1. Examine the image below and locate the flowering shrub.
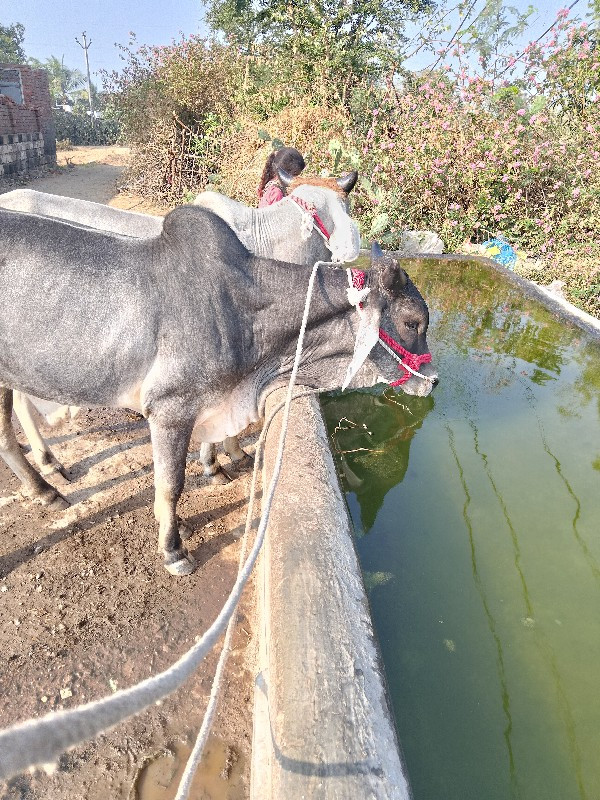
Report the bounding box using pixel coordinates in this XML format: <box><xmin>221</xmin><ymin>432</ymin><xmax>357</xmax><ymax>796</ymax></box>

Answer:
<box><xmin>109</xmin><ymin>10</ymin><xmax>599</xmax><ymax>314</ymax></box>
<box><xmin>352</xmin><ymin>14</ymin><xmax>600</xmax><ymax>314</ymax></box>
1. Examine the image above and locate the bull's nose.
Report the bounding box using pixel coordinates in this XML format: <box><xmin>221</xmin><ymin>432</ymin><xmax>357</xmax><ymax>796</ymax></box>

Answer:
<box><xmin>431</xmin><ymin>375</ymin><xmax>439</xmax><ymax>388</ymax></box>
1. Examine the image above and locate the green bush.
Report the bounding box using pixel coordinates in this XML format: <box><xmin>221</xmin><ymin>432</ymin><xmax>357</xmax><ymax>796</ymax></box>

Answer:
<box><xmin>53</xmin><ymin>109</ymin><xmax>120</xmax><ymax>146</ymax></box>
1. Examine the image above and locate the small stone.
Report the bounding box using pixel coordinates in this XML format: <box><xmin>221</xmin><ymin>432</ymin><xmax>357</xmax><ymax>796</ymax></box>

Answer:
<box><xmin>41</xmin><ymin>695</ymin><xmax>48</xmax><ymax>703</ymax></box>
<box><xmin>59</xmin><ymin>688</ymin><xmax>72</xmax><ymax>699</ymax></box>
<box><xmin>0</xmin><ymin>585</ymin><xmax>7</xmax><ymax>592</ymax></box>
<box><xmin>36</xmin><ymin>585</ymin><xmax>42</xmax><ymax>593</ymax></box>
<box><xmin>14</xmin><ymin>619</ymin><xmax>20</xmax><ymax>626</ymax></box>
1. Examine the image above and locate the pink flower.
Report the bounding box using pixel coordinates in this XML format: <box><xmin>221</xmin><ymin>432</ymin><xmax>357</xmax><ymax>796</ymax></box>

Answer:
<box><xmin>517</xmin><ymin>109</ymin><xmax>526</xmax><ymax>116</ymax></box>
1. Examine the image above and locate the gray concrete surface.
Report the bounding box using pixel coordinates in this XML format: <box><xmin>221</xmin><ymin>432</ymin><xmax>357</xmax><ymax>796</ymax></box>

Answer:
<box><xmin>252</xmin><ymin>388</ymin><xmax>411</xmax><ymax>800</ymax></box>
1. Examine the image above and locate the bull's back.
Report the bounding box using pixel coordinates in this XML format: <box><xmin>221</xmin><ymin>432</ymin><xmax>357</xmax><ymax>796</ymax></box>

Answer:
<box><xmin>0</xmin><ymin>210</ymin><xmax>159</xmax><ymax>405</ymax></box>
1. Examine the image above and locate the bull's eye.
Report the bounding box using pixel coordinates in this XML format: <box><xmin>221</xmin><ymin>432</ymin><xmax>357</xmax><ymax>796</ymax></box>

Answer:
<box><xmin>405</xmin><ymin>321</ymin><xmax>418</xmax><ymax>331</ymax></box>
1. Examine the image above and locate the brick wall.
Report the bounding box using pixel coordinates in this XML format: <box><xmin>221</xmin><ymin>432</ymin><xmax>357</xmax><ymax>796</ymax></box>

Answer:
<box><xmin>0</xmin><ymin>63</ymin><xmax>56</xmax><ymax>182</ymax></box>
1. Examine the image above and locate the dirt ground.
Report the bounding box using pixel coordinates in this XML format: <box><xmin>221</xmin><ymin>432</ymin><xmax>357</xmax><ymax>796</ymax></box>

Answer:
<box><xmin>0</xmin><ymin>148</ymin><xmax>256</xmax><ymax>800</ymax></box>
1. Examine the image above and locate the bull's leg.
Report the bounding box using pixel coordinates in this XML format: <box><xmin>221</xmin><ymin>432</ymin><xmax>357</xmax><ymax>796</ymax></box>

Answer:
<box><xmin>223</xmin><ymin>435</ymin><xmax>254</xmax><ymax>470</ymax></box>
<box><xmin>199</xmin><ymin>442</ymin><xmax>230</xmax><ymax>485</ymax></box>
<box><xmin>150</xmin><ymin>415</ymin><xmax>197</xmax><ymax>576</ymax></box>
<box><xmin>12</xmin><ymin>392</ymin><xmax>69</xmax><ymax>480</ymax></box>
<box><xmin>0</xmin><ymin>388</ymin><xmax>69</xmax><ymax>509</ymax></box>
<box><xmin>46</xmin><ymin>404</ymin><xmax>81</xmax><ymax>426</ymax></box>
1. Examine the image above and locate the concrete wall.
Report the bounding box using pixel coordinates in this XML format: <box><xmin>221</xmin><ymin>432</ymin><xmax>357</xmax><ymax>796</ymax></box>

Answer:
<box><xmin>0</xmin><ymin>64</ymin><xmax>56</xmax><ymax>182</ymax></box>
<box><xmin>252</xmin><ymin>389</ymin><xmax>412</xmax><ymax>799</ymax></box>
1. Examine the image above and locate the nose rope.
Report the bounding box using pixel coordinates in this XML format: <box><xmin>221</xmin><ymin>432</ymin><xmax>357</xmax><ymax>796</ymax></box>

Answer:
<box><xmin>348</xmin><ymin>269</ymin><xmax>434</xmax><ymax>386</ymax></box>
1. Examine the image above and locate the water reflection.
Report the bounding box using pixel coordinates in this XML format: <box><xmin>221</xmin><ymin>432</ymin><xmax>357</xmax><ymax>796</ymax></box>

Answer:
<box><xmin>404</xmin><ymin>257</ymin><xmax>574</xmax><ymax>377</ymax></box>
<box><xmin>321</xmin><ymin>390</ymin><xmax>433</xmax><ymax>533</ymax></box>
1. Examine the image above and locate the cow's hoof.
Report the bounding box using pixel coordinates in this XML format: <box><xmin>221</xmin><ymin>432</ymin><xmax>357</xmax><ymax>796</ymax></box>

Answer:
<box><xmin>164</xmin><ymin>553</ymin><xmax>196</xmax><ymax>576</ymax></box>
<box><xmin>42</xmin><ymin>491</ymin><xmax>70</xmax><ymax>511</ymax></box>
<box><xmin>42</xmin><ymin>461</ymin><xmax>71</xmax><ymax>483</ymax></box>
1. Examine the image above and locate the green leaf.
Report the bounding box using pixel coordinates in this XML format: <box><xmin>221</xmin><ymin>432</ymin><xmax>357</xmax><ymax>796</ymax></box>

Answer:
<box><xmin>369</xmin><ymin>213</ymin><xmax>390</xmax><ymax>237</ymax></box>
<box><xmin>271</xmin><ymin>138</ymin><xmax>284</xmax><ymax>149</ymax></box>
<box><xmin>257</xmin><ymin>129</ymin><xmax>271</xmax><ymax>141</ymax></box>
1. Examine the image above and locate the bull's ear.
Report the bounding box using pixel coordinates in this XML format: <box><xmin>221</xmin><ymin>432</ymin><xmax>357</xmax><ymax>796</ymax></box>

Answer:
<box><xmin>342</xmin><ymin>296</ymin><xmax>384</xmax><ymax>391</ymax></box>
<box><xmin>371</xmin><ymin>242</ymin><xmax>409</xmax><ymax>295</ymax></box>
<box><xmin>336</xmin><ymin>171</ymin><xmax>358</xmax><ymax>194</ymax></box>
<box><xmin>277</xmin><ymin>168</ymin><xmax>294</xmax><ymax>187</ymax></box>
<box><xmin>381</xmin><ymin>261</ymin><xmax>408</xmax><ymax>295</ymax></box>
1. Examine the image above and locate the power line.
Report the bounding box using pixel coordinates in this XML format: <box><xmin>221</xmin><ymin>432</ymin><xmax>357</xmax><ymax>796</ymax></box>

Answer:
<box><xmin>426</xmin><ymin>0</ymin><xmax>480</xmax><ymax>74</ymax></box>
<box><xmin>495</xmin><ymin>0</ymin><xmax>582</xmax><ymax>80</ymax></box>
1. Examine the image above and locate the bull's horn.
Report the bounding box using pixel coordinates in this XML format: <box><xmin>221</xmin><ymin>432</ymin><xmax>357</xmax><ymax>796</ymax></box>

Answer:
<box><xmin>371</xmin><ymin>241</ymin><xmax>385</xmax><ymax>261</ymax></box>
<box><xmin>336</xmin><ymin>171</ymin><xmax>358</xmax><ymax>193</ymax></box>
<box><xmin>277</xmin><ymin>168</ymin><xmax>294</xmax><ymax>187</ymax></box>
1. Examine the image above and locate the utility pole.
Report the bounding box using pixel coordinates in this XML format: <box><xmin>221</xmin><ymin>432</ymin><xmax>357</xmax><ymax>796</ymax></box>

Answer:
<box><xmin>75</xmin><ymin>31</ymin><xmax>94</xmax><ymax>126</ymax></box>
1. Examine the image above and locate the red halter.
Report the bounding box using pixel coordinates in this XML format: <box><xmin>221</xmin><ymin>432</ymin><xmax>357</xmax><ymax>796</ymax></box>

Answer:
<box><xmin>290</xmin><ymin>195</ymin><xmax>332</xmax><ymax>241</ymax></box>
<box><xmin>351</xmin><ymin>270</ymin><xmax>432</xmax><ymax>386</ymax></box>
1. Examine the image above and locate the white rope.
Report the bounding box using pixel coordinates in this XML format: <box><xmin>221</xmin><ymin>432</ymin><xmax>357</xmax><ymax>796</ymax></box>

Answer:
<box><xmin>174</xmin><ymin>259</ymin><xmax>329</xmax><ymax>798</ymax></box>
<box><xmin>287</xmin><ymin>196</ymin><xmax>332</xmax><ymax>248</ymax></box>
<box><xmin>0</xmin><ymin>259</ymin><xmax>329</xmax><ymax>786</ymax></box>
<box><xmin>174</xmin><ymin>385</ymin><xmax>318</xmax><ymax>799</ymax></box>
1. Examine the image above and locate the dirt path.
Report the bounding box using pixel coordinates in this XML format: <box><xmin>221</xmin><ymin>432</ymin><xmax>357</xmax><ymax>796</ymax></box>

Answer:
<box><xmin>0</xmin><ymin>149</ymin><xmax>255</xmax><ymax>800</ymax></box>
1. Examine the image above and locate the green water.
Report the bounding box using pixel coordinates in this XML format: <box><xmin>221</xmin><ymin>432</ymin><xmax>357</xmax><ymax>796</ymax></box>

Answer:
<box><xmin>321</xmin><ymin>258</ymin><xmax>600</xmax><ymax>800</ymax></box>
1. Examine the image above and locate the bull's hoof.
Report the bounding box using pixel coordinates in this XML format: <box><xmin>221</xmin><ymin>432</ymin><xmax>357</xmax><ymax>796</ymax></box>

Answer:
<box><xmin>209</xmin><ymin>469</ymin><xmax>231</xmax><ymax>485</ymax></box>
<box><xmin>41</xmin><ymin>491</ymin><xmax>70</xmax><ymax>511</ymax></box>
<box><xmin>231</xmin><ymin>452</ymin><xmax>254</xmax><ymax>472</ymax></box>
<box><xmin>41</xmin><ymin>461</ymin><xmax>71</xmax><ymax>483</ymax></box>
<box><xmin>164</xmin><ymin>553</ymin><xmax>196</xmax><ymax>576</ymax></box>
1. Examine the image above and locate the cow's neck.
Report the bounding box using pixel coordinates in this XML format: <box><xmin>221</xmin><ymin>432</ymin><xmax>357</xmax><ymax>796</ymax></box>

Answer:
<box><xmin>250</xmin><ymin>203</ymin><xmax>329</xmax><ymax>264</ymax></box>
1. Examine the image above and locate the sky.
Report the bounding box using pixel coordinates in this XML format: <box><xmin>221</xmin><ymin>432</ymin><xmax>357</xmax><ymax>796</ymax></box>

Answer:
<box><xmin>2</xmin><ymin>0</ymin><xmax>593</xmax><ymax>89</ymax></box>
<box><xmin>3</xmin><ymin>0</ymin><xmax>209</xmax><ymax>87</ymax></box>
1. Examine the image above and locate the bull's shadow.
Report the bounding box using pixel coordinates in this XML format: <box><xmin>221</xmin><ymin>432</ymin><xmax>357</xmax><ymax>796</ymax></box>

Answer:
<box><xmin>321</xmin><ymin>390</ymin><xmax>434</xmax><ymax>533</ymax></box>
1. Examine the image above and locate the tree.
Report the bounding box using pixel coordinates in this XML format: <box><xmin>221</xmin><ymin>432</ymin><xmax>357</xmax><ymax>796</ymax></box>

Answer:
<box><xmin>27</xmin><ymin>56</ymin><xmax>86</xmax><ymax>104</ymax></box>
<box><xmin>0</xmin><ymin>22</ymin><xmax>26</xmax><ymax>63</ymax></box>
<box><xmin>206</xmin><ymin>0</ymin><xmax>435</xmax><ymax>101</ymax></box>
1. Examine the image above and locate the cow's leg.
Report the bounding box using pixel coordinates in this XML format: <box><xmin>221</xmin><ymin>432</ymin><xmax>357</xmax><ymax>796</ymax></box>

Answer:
<box><xmin>0</xmin><ymin>388</ymin><xmax>69</xmax><ymax>509</ymax></box>
<box><xmin>150</xmin><ymin>415</ymin><xmax>197</xmax><ymax>576</ymax></box>
<box><xmin>199</xmin><ymin>442</ymin><xmax>230</xmax><ymax>485</ymax></box>
<box><xmin>12</xmin><ymin>392</ymin><xmax>69</xmax><ymax>480</ymax></box>
<box><xmin>223</xmin><ymin>435</ymin><xmax>254</xmax><ymax>470</ymax></box>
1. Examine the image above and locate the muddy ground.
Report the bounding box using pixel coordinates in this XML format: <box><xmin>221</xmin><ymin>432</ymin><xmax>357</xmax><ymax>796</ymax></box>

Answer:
<box><xmin>0</xmin><ymin>148</ymin><xmax>256</xmax><ymax>800</ymax></box>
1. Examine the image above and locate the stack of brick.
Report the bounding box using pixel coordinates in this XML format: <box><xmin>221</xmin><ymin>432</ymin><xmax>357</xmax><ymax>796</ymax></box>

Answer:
<box><xmin>0</xmin><ymin>64</ymin><xmax>56</xmax><ymax>182</ymax></box>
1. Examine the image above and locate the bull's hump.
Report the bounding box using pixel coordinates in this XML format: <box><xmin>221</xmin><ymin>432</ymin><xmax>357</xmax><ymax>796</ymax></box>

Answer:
<box><xmin>161</xmin><ymin>205</ymin><xmax>252</xmax><ymax>262</ymax></box>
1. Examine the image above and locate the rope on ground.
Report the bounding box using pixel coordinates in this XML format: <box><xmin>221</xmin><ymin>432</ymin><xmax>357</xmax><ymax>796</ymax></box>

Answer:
<box><xmin>0</xmin><ymin>259</ymin><xmax>329</xmax><ymax>785</ymax></box>
<box><xmin>173</xmin><ymin>258</ymin><xmax>329</xmax><ymax>799</ymax></box>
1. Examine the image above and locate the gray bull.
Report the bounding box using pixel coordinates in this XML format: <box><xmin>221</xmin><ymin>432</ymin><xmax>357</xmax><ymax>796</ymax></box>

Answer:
<box><xmin>0</xmin><ymin>205</ymin><xmax>436</xmax><ymax>575</ymax></box>
<box><xmin>0</xmin><ymin>173</ymin><xmax>359</xmax><ymax>481</ymax></box>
